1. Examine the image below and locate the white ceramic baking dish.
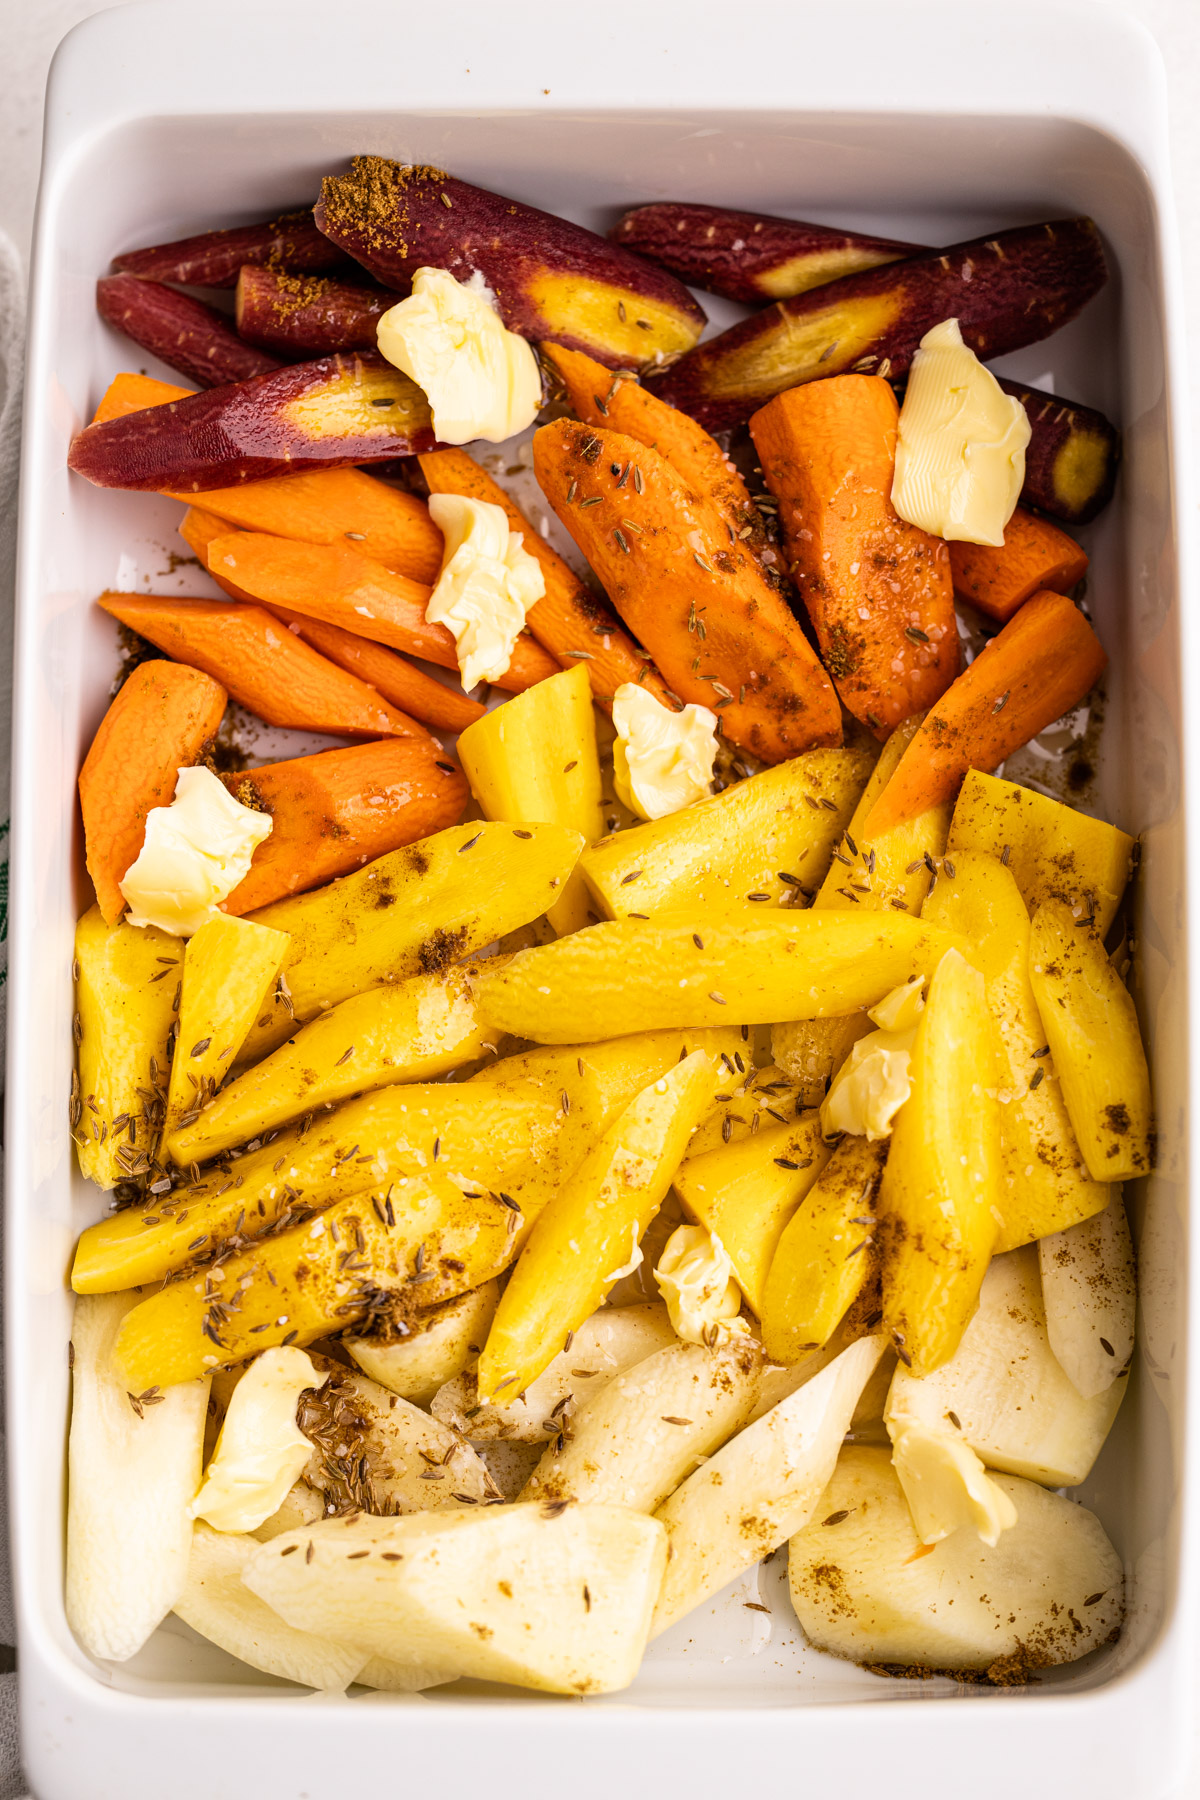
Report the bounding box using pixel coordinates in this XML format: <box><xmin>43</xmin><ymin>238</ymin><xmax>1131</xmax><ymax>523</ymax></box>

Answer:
<box><xmin>10</xmin><ymin>0</ymin><xmax>1199</xmax><ymax>1793</ymax></box>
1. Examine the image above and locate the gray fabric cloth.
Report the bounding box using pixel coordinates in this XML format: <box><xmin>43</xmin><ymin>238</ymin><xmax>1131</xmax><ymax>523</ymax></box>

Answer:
<box><xmin>0</xmin><ymin>223</ymin><xmax>29</xmax><ymax>1798</ymax></box>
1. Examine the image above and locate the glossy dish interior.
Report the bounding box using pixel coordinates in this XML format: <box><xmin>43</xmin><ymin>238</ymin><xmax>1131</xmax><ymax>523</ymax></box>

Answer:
<box><xmin>8</xmin><ymin>44</ymin><xmax>1190</xmax><ymax>1800</ymax></box>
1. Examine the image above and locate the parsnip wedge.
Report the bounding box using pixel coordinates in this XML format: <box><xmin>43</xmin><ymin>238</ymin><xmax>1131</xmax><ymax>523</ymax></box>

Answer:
<box><xmin>885</xmin><ymin>1245</ymin><xmax>1125</xmax><ymax>1488</ymax></box>
<box><xmin>243</xmin><ymin>1503</ymin><xmax>667</xmax><ymax>1696</ymax></box>
<box><xmin>66</xmin><ymin>1291</ymin><xmax>209</xmax><ymax>1661</ymax></box>
<box><xmin>175</xmin><ymin>1524</ymin><xmax>367</xmax><ymax>1692</ymax></box>
<box><xmin>652</xmin><ymin>1335</ymin><xmax>884</xmax><ymax>1635</ymax></box>
<box><xmin>300</xmin><ymin>1354</ymin><xmax>494</xmax><ymax>1512</ymax></box>
<box><xmin>253</xmin><ymin>1480</ymin><xmax>326</xmax><ymax>1541</ymax></box>
<box><xmin>789</xmin><ymin>1445</ymin><xmax>1123</xmax><ymax>1673</ymax></box>
<box><xmin>347</xmin><ymin>1280</ymin><xmax>501</xmax><ymax>1406</ymax></box>
<box><xmin>1039</xmin><ymin>1197</ymin><xmax>1136</xmax><ymax>1398</ymax></box>
<box><xmin>521</xmin><ymin>1337</ymin><xmax>764</xmax><ymax>1511</ymax></box>
<box><xmin>432</xmin><ymin>1301</ymin><xmax>677</xmax><ymax>1442</ymax></box>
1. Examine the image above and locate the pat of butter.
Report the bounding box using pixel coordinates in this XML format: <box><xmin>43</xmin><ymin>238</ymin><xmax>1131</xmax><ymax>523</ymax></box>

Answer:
<box><xmin>426</xmin><ymin>494</ymin><xmax>545</xmax><ymax>690</ymax></box>
<box><xmin>189</xmin><ymin>1347</ymin><xmax>320</xmax><ymax>1534</ymax></box>
<box><xmin>891</xmin><ymin>317</ymin><xmax>1031</xmax><ymax>546</ymax></box>
<box><xmin>820</xmin><ymin>1023</ymin><xmax>915</xmax><ymax>1141</ymax></box>
<box><xmin>889</xmin><ymin>1423</ymin><xmax>1018</xmax><ymax>1548</ymax></box>
<box><xmin>868</xmin><ymin>976</ymin><xmax>926</xmax><ymax>1033</ymax></box>
<box><xmin>655</xmin><ymin>1223</ymin><xmax>747</xmax><ymax>1346</ymax></box>
<box><xmin>376</xmin><ymin>267</ymin><xmax>542</xmax><ymax>444</ymax></box>
<box><xmin>611</xmin><ymin>684</ymin><xmax>718</xmax><ymax>822</ymax></box>
<box><xmin>119</xmin><ymin>765</ymin><xmax>272</xmax><ymax>938</ymax></box>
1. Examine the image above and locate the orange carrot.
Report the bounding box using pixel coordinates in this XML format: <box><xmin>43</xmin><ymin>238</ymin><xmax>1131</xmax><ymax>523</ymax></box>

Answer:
<box><xmin>863</xmin><ymin>591</ymin><xmax>1108</xmax><ymax>836</ymax></box>
<box><xmin>949</xmin><ymin>507</ymin><xmax>1089</xmax><ymax>624</ymax></box>
<box><xmin>78</xmin><ymin>661</ymin><xmax>227</xmax><ymax>924</ymax></box>
<box><xmin>91</xmin><ymin>372</ymin><xmax>192</xmax><ymax>424</ymax></box>
<box><xmin>178</xmin><ymin>507</ymin><xmax>258</xmax><ymax>600</ymax></box>
<box><xmin>417</xmin><ymin>447</ymin><xmax>674</xmax><ymax>707</ymax></box>
<box><xmin>750</xmin><ymin>375</ymin><xmax>959</xmax><ymax>739</ymax></box>
<box><xmin>90</xmin><ymin>374</ymin><xmax>443</xmax><ymax>584</ymax></box>
<box><xmin>221</xmin><ymin>740</ymin><xmax>468</xmax><ymax>913</ymax></box>
<box><xmin>173</xmin><ymin>468</ymin><xmax>443</xmax><ymax>585</ymax></box>
<box><xmin>533</xmin><ymin>419</ymin><xmax>842</xmax><ymax>762</ymax></box>
<box><xmin>265</xmin><ymin>610</ymin><xmax>486</xmax><ymax>735</ymax></box>
<box><xmin>539</xmin><ymin>343</ymin><xmax>765</xmax><ymax>547</ymax></box>
<box><xmin>198</xmin><ymin>530</ymin><xmax>559</xmax><ymax>695</ymax></box>
<box><xmin>96</xmin><ymin>593</ymin><xmax>423</xmax><ymax>739</ymax></box>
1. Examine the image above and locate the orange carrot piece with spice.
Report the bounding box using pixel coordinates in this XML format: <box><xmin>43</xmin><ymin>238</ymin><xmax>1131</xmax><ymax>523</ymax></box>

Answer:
<box><xmin>417</xmin><ymin>446</ymin><xmax>673</xmax><ymax>707</ymax></box>
<box><xmin>949</xmin><ymin>507</ymin><xmax>1089</xmax><ymax>625</ymax></box>
<box><xmin>539</xmin><ymin>342</ymin><xmax>765</xmax><ymax>547</ymax></box>
<box><xmin>750</xmin><ymin>374</ymin><xmax>959</xmax><ymax>739</ymax></box>
<box><xmin>220</xmin><ymin>740</ymin><xmax>468</xmax><ymax>913</ymax></box>
<box><xmin>198</xmin><ymin>530</ymin><xmax>558</xmax><ymax>694</ymax></box>
<box><xmin>179</xmin><ymin>508</ymin><xmax>481</xmax><ymax>735</ymax></box>
<box><xmin>266</xmin><ymin>610</ymin><xmax>485</xmax><ymax>735</ymax></box>
<box><xmin>533</xmin><ymin>418</ymin><xmax>842</xmax><ymax>762</ymax></box>
<box><xmin>90</xmin><ymin>374</ymin><xmax>443</xmax><ymax>584</ymax></box>
<box><xmin>96</xmin><ymin>593</ymin><xmax>420</xmax><ymax>739</ymax></box>
<box><xmin>863</xmin><ymin>591</ymin><xmax>1107</xmax><ymax>837</ymax></box>
<box><xmin>78</xmin><ymin>661</ymin><xmax>228</xmax><ymax>925</ymax></box>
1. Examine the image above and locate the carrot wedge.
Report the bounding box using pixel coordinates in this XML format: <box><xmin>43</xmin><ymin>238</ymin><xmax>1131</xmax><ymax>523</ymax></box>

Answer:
<box><xmin>200</xmin><ymin>530</ymin><xmax>558</xmax><ymax>694</ymax></box>
<box><xmin>79</xmin><ymin>662</ymin><xmax>228</xmax><ymax>925</ymax></box>
<box><xmin>171</xmin><ymin>467</ymin><xmax>443</xmax><ymax>586</ymax></box>
<box><xmin>96</xmin><ymin>593</ymin><xmax>419</xmax><ymax>739</ymax></box>
<box><xmin>417</xmin><ymin>447</ymin><xmax>673</xmax><ymax>707</ymax></box>
<box><xmin>220</xmin><ymin>740</ymin><xmax>468</xmax><ymax>913</ymax></box>
<box><xmin>266</xmin><ymin>611</ymin><xmax>486</xmax><ymax>735</ymax></box>
<box><xmin>539</xmin><ymin>343</ymin><xmax>764</xmax><ymax>547</ymax></box>
<box><xmin>750</xmin><ymin>375</ymin><xmax>959</xmax><ymax>738</ymax></box>
<box><xmin>949</xmin><ymin>507</ymin><xmax>1089</xmax><ymax>625</ymax></box>
<box><xmin>89</xmin><ymin>375</ymin><xmax>444</xmax><ymax>584</ymax></box>
<box><xmin>863</xmin><ymin>592</ymin><xmax>1107</xmax><ymax>837</ymax></box>
<box><xmin>533</xmin><ymin>419</ymin><xmax>842</xmax><ymax>762</ymax></box>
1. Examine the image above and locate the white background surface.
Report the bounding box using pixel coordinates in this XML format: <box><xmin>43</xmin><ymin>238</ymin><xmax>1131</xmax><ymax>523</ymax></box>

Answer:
<box><xmin>0</xmin><ymin>1</ymin><xmax>1196</xmax><ymax>1795</ymax></box>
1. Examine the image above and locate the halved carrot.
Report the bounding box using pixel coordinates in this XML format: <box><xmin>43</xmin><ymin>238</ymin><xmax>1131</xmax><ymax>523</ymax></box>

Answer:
<box><xmin>180</xmin><ymin>507</ymin><xmax>478</xmax><ymax>734</ymax></box>
<box><xmin>949</xmin><ymin>507</ymin><xmax>1089</xmax><ymax>624</ymax></box>
<box><xmin>78</xmin><ymin>661</ymin><xmax>227</xmax><ymax>924</ymax></box>
<box><xmin>266</xmin><ymin>610</ymin><xmax>486</xmax><ymax>735</ymax></box>
<box><xmin>749</xmin><ymin>375</ymin><xmax>959</xmax><ymax>739</ymax></box>
<box><xmin>539</xmin><ymin>343</ymin><xmax>764</xmax><ymax>546</ymax></box>
<box><xmin>89</xmin><ymin>373</ymin><xmax>443</xmax><ymax>584</ymax></box>
<box><xmin>533</xmin><ymin>419</ymin><xmax>842</xmax><ymax>762</ymax></box>
<box><xmin>417</xmin><ymin>446</ymin><xmax>674</xmax><ymax>707</ymax></box>
<box><xmin>863</xmin><ymin>591</ymin><xmax>1108</xmax><ymax>837</ymax></box>
<box><xmin>96</xmin><ymin>593</ymin><xmax>420</xmax><ymax>739</ymax></box>
<box><xmin>220</xmin><ymin>740</ymin><xmax>468</xmax><ymax>913</ymax></box>
<box><xmin>199</xmin><ymin>529</ymin><xmax>560</xmax><ymax>694</ymax></box>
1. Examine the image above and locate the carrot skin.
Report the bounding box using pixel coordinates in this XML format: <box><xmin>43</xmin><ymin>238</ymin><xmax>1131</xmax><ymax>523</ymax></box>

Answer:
<box><xmin>610</xmin><ymin>203</ymin><xmax>921</xmax><ymax>304</ymax></box>
<box><xmin>315</xmin><ymin>158</ymin><xmax>705</xmax><ymax>369</ymax></box>
<box><xmin>417</xmin><ymin>446</ymin><xmax>673</xmax><ymax>708</ymax></box>
<box><xmin>265</xmin><ymin>609</ymin><xmax>485</xmax><ymax>735</ymax></box>
<box><xmin>949</xmin><ymin>507</ymin><xmax>1089</xmax><ymax>625</ymax></box>
<box><xmin>652</xmin><ymin>217</ymin><xmax>1108</xmax><ymax>432</ymax></box>
<box><xmin>220</xmin><ymin>740</ymin><xmax>468</xmax><ymax>913</ymax></box>
<box><xmin>112</xmin><ymin>210</ymin><xmax>348</xmax><ymax>288</ymax></box>
<box><xmin>863</xmin><ymin>591</ymin><xmax>1108</xmax><ymax>836</ymax></box>
<box><xmin>68</xmin><ymin>352</ymin><xmax>435</xmax><ymax>492</ymax></box>
<box><xmin>78</xmin><ymin>662</ymin><xmax>228</xmax><ymax>924</ymax></box>
<box><xmin>96</xmin><ymin>275</ymin><xmax>282</xmax><ymax>388</ymax></box>
<box><xmin>533</xmin><ymin>418</ymin><xmax>842</xmax><ymax>762</ymax></box>
<box><xmin>750</xmin><ymin>375</ymin><xmax>959</xmax><ymax>738</ymax></box>
<box><xmin>96</xmin><ymin>593</ymin><xmax>419</xmax><ymax>739</ymax></box>
<box><xmin>235</xmin><ymin>265</ymin><xmax>390</xmax><ymax>355</ymax></box>
<box><xmin>996</xmin><ymin>378</ymin><xmax>1121</xmax><ymax>525</ymax></box>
